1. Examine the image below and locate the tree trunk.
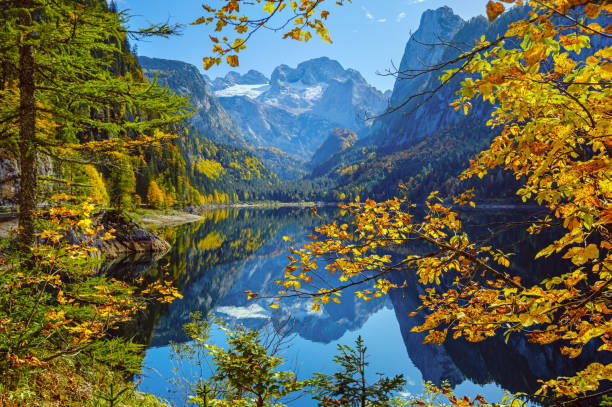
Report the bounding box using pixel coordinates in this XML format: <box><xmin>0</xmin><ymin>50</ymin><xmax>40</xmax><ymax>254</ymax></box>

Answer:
<box><xmin>360</xmin><ymin>349</ymin><xmax>366</xmax><ymax>407</ymax></box>
<box><xmin>18</xmin><ymin>2</ymin><xmax>37</xmax><ymax>248</ymax></box>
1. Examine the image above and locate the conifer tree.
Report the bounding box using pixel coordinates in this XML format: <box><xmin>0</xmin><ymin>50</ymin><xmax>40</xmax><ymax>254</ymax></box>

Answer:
<box><xmin>0</xmin><ymin>0</ymin><xmax>191</xmax><ymax>245</ymax></box>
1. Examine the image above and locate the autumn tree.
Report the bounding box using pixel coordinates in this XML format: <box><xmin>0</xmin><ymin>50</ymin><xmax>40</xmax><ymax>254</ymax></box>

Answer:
<box><xmin>107</xmin><ymin>154</ymin><xmax>139</xmax><ymax>211</ymax></box>
<box><xmin>0</xmin><ymin>194</ymin><xmax>183</xmax><ymax>403</ymax></box>
<box><xmin>147</xmin><ymin>180</ymin><xmax>166</xmax><ymax>209</ymax></box>
<box><xmin>195</xmin><ymin>0</ymin><xmax>612</xmax><ymax>404</ymax></box>
<box><xmin>0</xmin><ymin>0</ymin><xmax>191</xmax><ymax>245</ymax></box>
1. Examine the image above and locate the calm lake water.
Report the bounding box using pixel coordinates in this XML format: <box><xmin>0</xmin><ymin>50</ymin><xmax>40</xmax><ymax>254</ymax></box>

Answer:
<box><xmin>109</xmin><ymin>206</ymin><xmax>599</xmax><ymax>406</ymax></box>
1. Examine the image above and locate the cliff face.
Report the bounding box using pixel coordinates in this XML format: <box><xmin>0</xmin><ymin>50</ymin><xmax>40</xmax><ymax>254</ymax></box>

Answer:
<box><xmin>138</xmin><ymin>56</ymin><xmax>246</xmax><ymax>147</ymax></box>
<box><xmin>370</xmin><ymin>6</ymin><xmax>529</xmax><ymax>147</ymax></box>
<box><xmin>369</xmin><ymin>6</ymin><xmax>466</xmax><ymax>147</ymax></box>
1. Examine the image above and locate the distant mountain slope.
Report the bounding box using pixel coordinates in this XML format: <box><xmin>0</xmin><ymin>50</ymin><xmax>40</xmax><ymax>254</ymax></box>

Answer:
<box><xmin>137</xmin><ymin>57</ymin><xmax>281</xmax><ymax>203</ymax></box>
<box><xmin>134</xmin><ymin>122</ymin><xmax>280</xmax><ymax>205</ymax></box>
<box><xmin>309</xmin><ymin>117</ymin><xmax>522</xmax><ymax>203</ymax></box>
<box><xmin>297</xmin><ymin>6</ymin><xmax>535</xmax><ymax>203</ymax></box>
<box><xmin>214</xmin><ymin>57</ymin><xmax>387</xmax><ymax>159</ymax></box>
<box><xmin>252</xmin><ymin>147</ymin><xmax>308</xmax><ymax>181</ymax></box>
<box><xmin>311</xmin><ymin>129</ymin><xmax>357</xmax><ymax>167</ymax></box>
<box><xmin>138</xmin><ymin>56</ymin><xmax>247</xmax><ymax>147</ymax></box>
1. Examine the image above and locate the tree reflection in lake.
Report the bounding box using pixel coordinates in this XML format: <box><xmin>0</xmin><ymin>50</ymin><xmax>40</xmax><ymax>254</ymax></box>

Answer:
<box><xmin>113</xmin><ymin>206</ymin><xmax>608</xmax><ymax>405</ymax></box>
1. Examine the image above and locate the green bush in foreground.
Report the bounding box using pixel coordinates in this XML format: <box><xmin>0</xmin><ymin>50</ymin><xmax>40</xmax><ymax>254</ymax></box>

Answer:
<box><xmin>170</xmin><ymin>314</ymin><xmax>407</xmax><ymax>407</ymax></box>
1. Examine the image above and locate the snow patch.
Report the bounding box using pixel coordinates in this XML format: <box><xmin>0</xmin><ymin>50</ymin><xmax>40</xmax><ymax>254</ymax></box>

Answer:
<box><xmin>215</xmin><ymin>84</ymin><xmax>269</xmax><ymax>99</ymax></box>
<box><xmin>215</xmin><ymin>303</ymin><xmax>270</xmax><ymax>319</ymax></box>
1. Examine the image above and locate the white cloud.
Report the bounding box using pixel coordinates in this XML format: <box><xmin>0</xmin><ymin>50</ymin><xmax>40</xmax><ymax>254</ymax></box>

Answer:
<box><xmin>361</xmin><ymin>6</ymin><xmax>374</xmax><ymax>20</ymax></box>
<box><xmin>362</xmin><ymin>6</ymin><xmax>387</xmax><ymax>23</ymax></box>
<box><xmin>396</xmin><ymin>12</ymin><xmax>407</xmax><ymax>22</ymax></box>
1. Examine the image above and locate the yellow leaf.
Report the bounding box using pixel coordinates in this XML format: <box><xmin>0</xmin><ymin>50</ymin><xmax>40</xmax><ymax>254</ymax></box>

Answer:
<box><xmin>584</xmin><ymin>244</ymin><xmax>599</xmax><ymax>260</ymax></box>
<box><xmin>263</xmin><ymin>1</ymin><xmax>275</xmax><ymax>14</ymax></box>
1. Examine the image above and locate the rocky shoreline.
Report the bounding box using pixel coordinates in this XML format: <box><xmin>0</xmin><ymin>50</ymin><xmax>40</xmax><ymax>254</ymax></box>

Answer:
<box><xmin>0</xmin><ymin>210</ymin><xmax>177</xmax><ymax>259</ymax></box>
<box><xmin>88</xmin><ymin>210</ymin><xmax>172</xmax><ymax>259</ymax></box>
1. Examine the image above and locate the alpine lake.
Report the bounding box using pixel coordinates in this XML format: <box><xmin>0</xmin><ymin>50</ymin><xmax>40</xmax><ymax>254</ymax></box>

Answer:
<box><xmin>103</xmin><ymin>206</ymin><xmax>603</xmax><ymax>406</ymax></box>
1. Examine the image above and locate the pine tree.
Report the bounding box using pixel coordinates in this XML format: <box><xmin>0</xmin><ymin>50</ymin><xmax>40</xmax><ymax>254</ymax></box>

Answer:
<box><xmin>0</xmin><ymin>0</ymin><xmax>191</xmax><ymax>245</ymax></box>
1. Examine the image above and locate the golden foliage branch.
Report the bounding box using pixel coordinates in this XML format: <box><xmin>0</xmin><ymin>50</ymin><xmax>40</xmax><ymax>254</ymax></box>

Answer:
<box><xmin>240</xmin><ymin>0</ymin><xmax>612</xmax><ymax>402</ymax></box>
<box><xmin>194</xmin><ymin>0</ymin><xmax>350</xmax><ymax>69</ymax></box>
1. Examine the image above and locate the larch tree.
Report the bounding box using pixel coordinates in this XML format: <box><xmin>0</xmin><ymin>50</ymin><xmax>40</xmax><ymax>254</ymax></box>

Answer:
<box><xmin>0</xmin><ymin>0</ymin><xmax>192</xmax><ymax>246</ymax></box>
<box><xmin>147</xmin><ymin>180</ymin><xmax>166</xmax><ymax>209</ymax></box>
<box><xmin>194</xmin><ymin>0</ymin><xmax>612</xmax><ymax>403</ymax></box>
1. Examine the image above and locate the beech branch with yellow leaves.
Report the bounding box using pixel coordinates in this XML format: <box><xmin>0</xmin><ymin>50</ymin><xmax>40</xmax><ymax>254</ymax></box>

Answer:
<box><xmin>234</xmin><ymin>0</ymin><xmax>611</xmax><ymax>401</ymax></box>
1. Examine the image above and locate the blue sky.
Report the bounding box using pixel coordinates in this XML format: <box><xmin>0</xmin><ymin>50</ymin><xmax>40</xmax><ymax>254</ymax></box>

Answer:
<box><xmin>118</xmin><ymin>0</ymin><xmax>490</xmax><ymax>91</ymax></box>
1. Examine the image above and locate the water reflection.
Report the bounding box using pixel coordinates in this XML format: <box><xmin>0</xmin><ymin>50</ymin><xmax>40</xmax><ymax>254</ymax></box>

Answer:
<box><xmin>115</xmin><ymin>206</ymin><xmax>607</xmax><ymax>405</ymax></box>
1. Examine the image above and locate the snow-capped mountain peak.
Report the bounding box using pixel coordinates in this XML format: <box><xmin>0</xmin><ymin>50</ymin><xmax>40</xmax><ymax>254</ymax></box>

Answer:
<box><xmin>212</xmin><ymin>57</ymin><xmax>386</xmax><ymax>159</ymax></box>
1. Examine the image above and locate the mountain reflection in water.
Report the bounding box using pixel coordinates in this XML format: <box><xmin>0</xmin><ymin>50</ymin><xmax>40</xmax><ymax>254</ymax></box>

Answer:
<box><xmin>109</xmin><ymin>207</ymin><xmax>605</xmax><ymax>406</ymax></box>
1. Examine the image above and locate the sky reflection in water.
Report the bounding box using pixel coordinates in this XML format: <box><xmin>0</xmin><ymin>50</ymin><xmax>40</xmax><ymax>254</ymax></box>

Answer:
<box><xmin>130</xmin><ymin>207</ymin><xmax>584</xmax><ymax>406</ymax></box>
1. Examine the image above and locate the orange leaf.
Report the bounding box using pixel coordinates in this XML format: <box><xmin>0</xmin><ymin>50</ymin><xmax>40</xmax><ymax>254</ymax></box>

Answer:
<box><xmin>486</xmin><ymin>1</ymin><xmax>505</xmax><ymax>21</ymax></box>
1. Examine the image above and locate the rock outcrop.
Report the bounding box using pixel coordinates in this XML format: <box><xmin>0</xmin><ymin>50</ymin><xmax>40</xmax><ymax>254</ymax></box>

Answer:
<box><xmin>89</xmin><ymin>210</ymin><xmax>171</xmax><ymax>259</ymax></box>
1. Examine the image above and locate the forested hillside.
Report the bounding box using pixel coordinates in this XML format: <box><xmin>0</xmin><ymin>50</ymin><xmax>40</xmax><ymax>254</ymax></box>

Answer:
<box><xmin>134</xmin><ymin>124</ymin><xmax>280</xmax><ymax>206</ymax></box>
<box><xmin>0</xmin><ymin>17</ymin><xmax>280</xmax><ymax>209</ymax></box>
<box><xmin>308</xmin><ymin>118</ymin><xmax>521</xmax><ymax>203</ymax></box>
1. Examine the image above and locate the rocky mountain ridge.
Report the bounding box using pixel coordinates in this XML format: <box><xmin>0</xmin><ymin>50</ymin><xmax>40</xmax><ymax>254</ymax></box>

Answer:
<box><xmin>213</xmin><ymin>57</ymin><xmax>388</xmax><ymax>160</ymax></box>
<box><xmin>140</xmin><ymin>56</ymin><xmax>389</xmax><ymax>180</ymax></box>
<box><xmin>370</xmin><ymin>6</ymin><xmax>529</xmax><ymax>147</ymax></box>
<box><xmin>138</xmin><ymin>56</ymin><xmax>247</xmax><ymax>147</ymax></box>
